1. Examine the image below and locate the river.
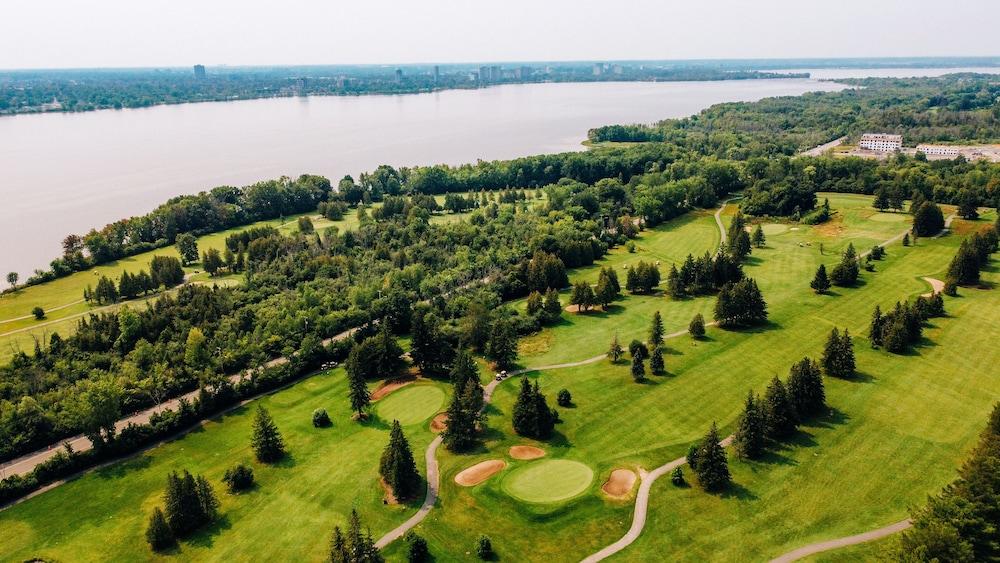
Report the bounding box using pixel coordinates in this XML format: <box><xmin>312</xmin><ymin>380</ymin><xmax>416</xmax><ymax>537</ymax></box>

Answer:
<box><xmin>0</xmin><ymin>77</ymin><xmax>851</xmax><ymax>278</ymax></box>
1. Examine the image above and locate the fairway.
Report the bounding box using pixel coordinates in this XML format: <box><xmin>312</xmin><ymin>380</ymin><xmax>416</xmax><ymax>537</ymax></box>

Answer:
<box><xmin>501</xmin><ymin>459</ymin><xmax>594</xmax><ymax>503</ymax></box>
<box><xmin>375</xmin><ymin>384</ymin><xmax>445</xmax><ymax>426</ymax></box>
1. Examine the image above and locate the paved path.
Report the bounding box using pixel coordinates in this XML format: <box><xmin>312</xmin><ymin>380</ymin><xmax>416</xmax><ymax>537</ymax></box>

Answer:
<box><xmin>800</xmin><ymin>136</ymin><xmax>847</xmax><ymax>157</ymax></box>
<box><xmin>922</xmin><ymin>277</ymin><xmax>944</xmax><ymax>297</ymax></box>
<box><xmin>581</xmin><ymin>435</ymin><xmax>734</xmax><ymax>563</ymax></box>
<box><xmin>0</xmin><ymin>325</ymin><xmax>359</xmax><ymax>479</ymax></box>
<box><xmin>0</xmin><ymin>299</ymin><xmax>86</xmax><ymax>325</ymax></box>
<box><xmin>768</xmin><ymin>519</ymin><xmax>912</xmax><ymax>563</ymax></box>
<box><xmin>715</xmin><ymin>198</ymin><xmax>732</xmax><ymax>246</ymax></box>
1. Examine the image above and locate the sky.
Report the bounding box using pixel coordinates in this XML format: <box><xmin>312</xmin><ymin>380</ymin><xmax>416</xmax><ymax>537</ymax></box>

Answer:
<box><xmin>2</xmin><ymin>0</ymin><xmax>998</xmax><ymax>69</ymax></box>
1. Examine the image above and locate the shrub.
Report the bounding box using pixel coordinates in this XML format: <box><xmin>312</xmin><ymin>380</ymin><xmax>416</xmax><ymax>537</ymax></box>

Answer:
<box><xmin>670</xmin><ymin>466</ymin><xmax>685</xmax><ymax>486</ymax></box>
<box><xmin>405</xmin><ymin>531</ymin><xmax>430</xmax><ymax>563</ymax></box>
<box><xmin>689</xmin><ymin>313</ymin><xmax>706</xmax><ymax>338</ymax></box>
<box><xmin>557</xmin><ymin>389</ymin><xmax>572</xmax><ymax>407</ymax></box>
<box><xmin>222</xmin><ymin>463</ymin><xmax>254</xmax><ymax>493</ymax></box>
<box><xmin>477</xmin><ymin>535</ymin><xmax>495</xmax><ymax>560</ymax></box>
<box><xmin>31</xmin><ymin>306</ymin><xmax>45</xmax><ymax>320</ymax></box>
<box><xmin>312</xmin><ymin>408</ymin><xmax>331</xmax><ymax>428</ymax></box>
<box><xmin>626</xmin><ymin>241</ymin><xmax>636</xmax><ymax>253</ymax></box>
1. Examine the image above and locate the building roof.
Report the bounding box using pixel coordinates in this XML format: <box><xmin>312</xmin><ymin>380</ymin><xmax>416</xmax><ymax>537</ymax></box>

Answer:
<box><xmin>860</xmin><ymin>133</ymin><xmax>903</xmax><ymax>142</ymax></box>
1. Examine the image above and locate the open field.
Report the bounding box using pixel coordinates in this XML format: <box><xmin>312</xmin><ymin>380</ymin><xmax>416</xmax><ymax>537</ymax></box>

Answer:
<box><xmin>0</xmin><ymin>192</ymin><xmax>540</xmax><ymax>360</ymax></box>
<box><xmin>0</xmin><ymin>368</ymin><xmax>446</xmax><ymax>562</ymax></box>
<box><xmin>2</xmin><ymin>193</ymin><xmax>995</xmax><ymax>562</ymax></box>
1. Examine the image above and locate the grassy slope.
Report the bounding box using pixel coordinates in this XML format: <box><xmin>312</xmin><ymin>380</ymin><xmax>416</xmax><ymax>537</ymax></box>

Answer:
<box><xmin>0</xmin><ymin>371</ymin><xmax>446</xmax><ymax>562</ymax></box>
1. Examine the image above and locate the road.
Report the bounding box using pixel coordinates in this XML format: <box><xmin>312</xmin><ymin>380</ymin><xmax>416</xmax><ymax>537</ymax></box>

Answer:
<box><xmin>799</xmin><ymin>136</ymin><xmax>847</xmax><ymax>157</ymax></box>
<box><xmin>768</xmin><ymin>520</ymin><xmax>912</xmax><ymax>563</ymax></box>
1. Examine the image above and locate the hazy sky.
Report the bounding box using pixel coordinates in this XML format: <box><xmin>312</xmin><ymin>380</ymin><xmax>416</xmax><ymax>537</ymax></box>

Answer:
<box><xmin>2</xmin><ymin>0</ymin><xmax>998</xmax><ymax>69</ymax></box>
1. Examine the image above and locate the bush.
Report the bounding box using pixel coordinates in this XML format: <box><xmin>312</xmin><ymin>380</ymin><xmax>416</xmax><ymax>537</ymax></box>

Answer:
<box><xmin>671</xmin><ymin>466</ymin><xmax>685</xmax><ymax>486</ymax></box>
<box><xmin>312</xmin><ymin>408</ymin><xmax>331</xmax><ymax>428</ymax></box>
<box><xmin>222</xmin><ymin>463</ymin><xmax>255</xmax><ymax>493</ymax></box>
<box><xmin>557</xmin><ymin>389</ymin><xmax>572</xmax><ymax>407</ymax></box>
<box><xmin>477</xmin><ymin>535</ymin><xmax>495</xmax><ymax>560</ymax></box>
<box><xmin>31</xmin><ymin>306</ymin><xmax>45</xmax><ymax>320</ymax></box>
<box><xmin>405</xmin><ymin>531</ymin><xmax>430</xmax><ymax>563</ymax></box>
<box><xmin>626</xmin><ymin>241</ymin><xmax>636</xmax><ymax>253</ymax></box>
<box><xmin>689</xmin><ymin>313</ymin><xmax>706</xmax><ymax>338</ymax></box>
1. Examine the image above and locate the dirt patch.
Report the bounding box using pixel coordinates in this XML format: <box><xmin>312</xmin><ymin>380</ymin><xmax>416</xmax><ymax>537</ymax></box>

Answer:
<box><xmin>601</xmin><ymin>468</ymin><xmax>637</xmax><ymax>498</ymax></box>
<box><xmin>430</xmin><ymin>412</ymin><xmax>448</xmax><ymax>432</ymax></box>
<box><xmin>923</xmin><ymin>277</ymin><xmax>945</xmax><ymax>297</ymax></box>
<box><xmin>564</xmin><ymin>304</ymin><xmax>596</xmax><ymax>313</ymax></box>
<box><xmin>379</xmin><ymin>477</ymin><xmax>400</xmax><ymax>505</ymax></box>
<box><xmin>455</xmin><ymin>460</ymin><xmax>506</xmax><ymax>486</ymax></box>
<box><xmin>509</xmin><ymin>445</ymin><xmax>546</xmax><ymax>460</ymax></box>
<box><xmin>814</xmin><ymin>215</ymin><xmax>846</xmax><ymax>237</ymax></box>
<box><xmin>372</xmin><ymin>377</ymin><xmax>416</xmax><ymax>401</ymax></box>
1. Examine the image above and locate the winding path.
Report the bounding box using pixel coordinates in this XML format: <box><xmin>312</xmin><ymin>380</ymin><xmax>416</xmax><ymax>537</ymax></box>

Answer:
<box><xmin>768</xmin><ymin>519</ymin><xmax>912</xmax><ymax>563</ymax></box>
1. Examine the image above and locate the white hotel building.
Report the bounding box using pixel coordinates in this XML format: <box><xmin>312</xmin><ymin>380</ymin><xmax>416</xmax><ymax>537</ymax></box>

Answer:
<box><xmin>916</xmin><ymin>144</ymin><xmax>960</xmax><ymax>157</ymax></box>
<box><xmin>859</xmin><ymin>133</ymin><xmax>903</xmax><ymax>152</ymax></box>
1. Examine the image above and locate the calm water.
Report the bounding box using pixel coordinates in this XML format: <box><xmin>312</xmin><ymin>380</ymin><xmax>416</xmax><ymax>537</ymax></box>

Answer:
<box><xmin>0</xmin><ymin>78</ymin><xmax>847</xmax><ymax>277</ymax></box>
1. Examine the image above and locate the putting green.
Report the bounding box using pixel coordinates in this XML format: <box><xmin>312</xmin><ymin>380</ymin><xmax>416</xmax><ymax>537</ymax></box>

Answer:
<box><xmin>501</xmin><ymin>459</ymin><xmax>594</xmax><ymax>503</ymax></box>
<box><xmin>869</xmin><ymin>212</ymin><xmax>908</xmax><ymax>223</ymax></box>
<box><xmin>375</xmin><ymin>385</ymin><xmax>445</xmax><ymax>426</ymax></box>
<box><xmin>761</xmin><ymin>223</ymin><xmax>789</xmax><ymax>235</ymax></box>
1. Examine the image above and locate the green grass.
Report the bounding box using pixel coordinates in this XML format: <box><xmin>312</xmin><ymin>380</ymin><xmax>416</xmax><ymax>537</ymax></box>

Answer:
<box><xmin>501</xmin><ymin>459</ymin><xmax>594</xmax><ymax>503</ymax></box>
<box><xmin>4</xmin><ymin>193</ymin><xmax>995</xmax><ymax>562</ymax></box>
<box><xmin>0</xmin><ymin>370</ymin><xmax>446</xmax><ymax>562</ymax></box>
<box><xmin>375</xmin><ymin>384</ymin><xmax>445</xmax><ymax>426</ymax></box>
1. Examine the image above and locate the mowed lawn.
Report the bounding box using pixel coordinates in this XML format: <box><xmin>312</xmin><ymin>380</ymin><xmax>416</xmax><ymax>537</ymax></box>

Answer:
<box><xmin>391</xmin><ymin>198</ymin><xmax>994</xmax><ymax>562</ymax></box>
<box><xmin>0</xmin><ymin>371</ymin><xmax>447</xmax><ymax>562</ymax></box>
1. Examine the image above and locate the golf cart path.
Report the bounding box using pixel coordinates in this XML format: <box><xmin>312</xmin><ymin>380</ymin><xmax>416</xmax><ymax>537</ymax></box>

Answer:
<box><xmin>0</xmin><ymin>299</ymin><xmax>86</xmax><ymax>325</ymax></box>
<box><xmin>768</xmin><ymin>519</ymin><xmax>912</xmax><ymax>563</ymax></box>
<box><xmin>922</xmin><ymin>277</ymin><xmax>944</xmax><ymax>297</ymax></box>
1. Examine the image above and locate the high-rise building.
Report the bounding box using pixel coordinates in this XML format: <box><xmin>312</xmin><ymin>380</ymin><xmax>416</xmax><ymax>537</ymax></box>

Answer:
<box><xmin>478</xmin><ymin>65</ymin><xmax>491</xmax><ymax>83</ymax></box>
<box><xmin>592</xmin><ymin>63</ymin><xmax>602</xmax><ymax>76</ymax></box>
<box><xmin>395</xmin><ymin>68</ymin><xmax>403</xmax><ymax>83</ymax></box>
<box><xmin>193</xmin><ymin>64</ymin><xmax>206</xmax><ymax>79</ymax></box>
<box><xmin>433</xmin><ymin>65</ymin><xmax>440</xmax><ymax>83</ymax></box>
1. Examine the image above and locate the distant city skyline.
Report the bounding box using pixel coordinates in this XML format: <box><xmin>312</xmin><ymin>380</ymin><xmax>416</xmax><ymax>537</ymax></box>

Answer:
<box><xmin>2</xmin><ymin>0</ymin><xmax>999</xmax><ymax>70</ymax></box>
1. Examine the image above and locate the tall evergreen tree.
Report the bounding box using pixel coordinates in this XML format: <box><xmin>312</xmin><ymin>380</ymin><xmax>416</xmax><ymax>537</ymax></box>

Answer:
<box><xmin>409</xmin><ymin>309</ymin><xmax>452</xmax><ymax>376</ymax></box>
<box><xmin>570</xmin><ymin>281</ymin><xmax>595</xmax><ymax>312</ymax></box>
<box><xmin>822</xmin><ymin>327</ymin><xmax>856</xmax><ymax>378</ymax></box>
<box><xmin>649</xmin><ymin>345</ymin><xmax>665</xmax><ymax>375</ymax></box>
<box><xmin>631</xmin><ymin>355</ymin><xmax>646</xmax><ymax>382</ymax></box>
<box><xmin>751</xmin><ymin>224</ymin><xmax>766</xmax><ymax>248</ymax></box>
<box><xmin>764</xmin><ymin>376</ymin><xmax>799</xmax><ymax>439</ymax></box>
<box><xmin>486</xmin><ymin>317</ymin><xmax>518</xmax><ymax>370</ymax></box>
<box><xmin>689</xmin><ymin>313</ymin><xmax>706</xmax><ymax>338</ymax></box>
<box><xmin>347</xmin><ymin>352</ymin><xmax>372</xmax><ymax>418</ymax></box>
<box><xmin>734</xmin><ymin>391</ymin><xmax>767</xmax><ymax>460</ymax></box>
<box><xmin>542</xmin><ymin>288</ymin><xmax>562</xmax><ymax>322</ymax></box>
<box><xmin>787</xmin><ymin>357</ymin><xmax>826</xmax><ymax>418</ymax></box>
<box><xmin>810</xmin><ymin>264</ymin><xmax>831</xmax><ymax>294</ymax></box>
<box><xmin>449</xmin><ymin>348</ymin><xmax>479</xmax><ymax>388</ymax></box>
<box><xmin>649</xmin><ymin>311</ymin><xmax>665</xmax><ymax>347</ymax></box>
<box><xmin>443</xmin><ymin>382</ymin><xmax>478</xmax><ymax>452</ymax></box>
<box><xmin>146</xmin><ymin>507</ymin><xmax>175</xmax><ymax>551</ymax></box>
<box><xmin>380</xmin><ymin>420</ymin><xmax>421</xmax><ymax>500</ymax></box>
<box><xmin>694</xmin><ymin>422</ymin><xmax>731</xmax><ymax>492</ymax></box>
<box><xmin>251</xmin><ymin>404</ymin><xmax>285</xmax><ymax>462</ymax></box>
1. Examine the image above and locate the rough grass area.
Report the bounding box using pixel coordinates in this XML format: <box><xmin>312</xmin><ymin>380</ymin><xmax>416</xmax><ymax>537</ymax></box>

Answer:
<box><xmin>0</xmin><ymin>370</ymin><xmax>445</xmax><ymax>562</ymax></box>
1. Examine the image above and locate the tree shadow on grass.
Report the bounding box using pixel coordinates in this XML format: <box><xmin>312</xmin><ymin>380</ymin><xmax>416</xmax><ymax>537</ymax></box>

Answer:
<box><xmin>271</xmin><ymin>451</ymin><xmax>298</xmax><ymax>469</ymax></box>
<box><xmin>719</xmin><ymin>481</ymin><xmax>757</xmax><ymax>501</ymax></box>
<box><xmin>804</xmin><ymin>406</ymin><xmax>850</xmax><ymax>430</ymax></box>
<box><xmin>186</xmin><ymin>514</ymin><xmax>233</xmax><ymax>549</ymax></box>
<box><xmin>839</xmin><ymin>370</ymin><xmax>875</xmax><ymax>384</ymax></box>
<box><xmin>544</xmin><ymin>429</ymin><xmax>572</xmax><ymax>448</ymax></box>
<box><xmin>361</xmin><ymin>414</ymin><xmax>392</xmax><ymax>431</ymax></box>
<box><xmin>95</xmin><ymin>454</ymin><xmax>153</xmax><ymax>480</ymax></box>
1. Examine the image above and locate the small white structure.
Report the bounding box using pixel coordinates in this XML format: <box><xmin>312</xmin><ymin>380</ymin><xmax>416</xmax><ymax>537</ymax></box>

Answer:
<box><xmin>916</xmin><ymin>144</ymin><xmax>960</xmax><ymax>157</ymax></box>
<box><xmin>859</xmin><ymin>133</ymin><xmax>903</xmax><ymax>152</ymax></box>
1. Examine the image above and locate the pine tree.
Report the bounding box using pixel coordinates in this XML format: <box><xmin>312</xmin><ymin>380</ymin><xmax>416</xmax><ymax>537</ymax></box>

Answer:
<box><xmin>667</xmin><ymin>264</ymin><xmax>685</xmax><ymax>299</ymax></box>
<box><xmin>689</xmin><ymin>313</ymin><xmax>706</xmax><ymax>338</ymax></box>
<box><xmin>810</xmin><ymin>264</ymin><xmax>831</xmax><ymax>294</ymax></box>
<box><xmin>868</xmin><ymin>305</ymin><xmax>885</xmax><ymax>348</ymax></box>
<box><xmin>570</xmin><ymin>281</ymin><xmax>595</xmax><ymax>312</ymax></box>
<box><xmin>347</xmin><ymin>352</ymin><xmax>372</xmax><ymax>418</ymax></box>
<box><xmin>787</xmin><ymin>357</ymin><xmax>825</xmax><ymax>418</ymax></box>
<box><xmin>449</xmin><ymin>348</ymin><xmax>479</xmax><ymax>388</ymax></box>
<box><xmin>409</xmin><ymin>309</ymin><xmax>451</xmax><ymax>376</ymax></box>
<box><xmin>764</xmin><ymin>376</ymin><xmax>799</xmax><ymax>439</ymax></box>
<box><xmin>631</xmin><ymin>356</ymin><xmax>646</xmax><ymax>382</ymax></box>
<box><xmin>251</xmin><ymin>404</ymin><xmax>285</xmax><ymax>462</ymax></box>
<box><xmin>543</xmin><ymin>288</ymin><xmax>562</xmax><ymax>322</ymax></box>
<box><xmin>342</xmin><ymin>509</ymin><xmax>384</xmax><ymax>563</ymax></box>
<box><xmin>442</xmin><ymin>384</ymin><xmax>477</xmax><ymax>452</ymax></box>
<box><xmin>195</xmin><ymin>475</ymin><xmax>219</xmax><ymax>523</ymax></box>
<box><xmin>734</xmin><ymin>391</ymin><xmax>767</xmax><ymax>460</ymax></box>
<box><xmin>731</xmin><ymin>229</ymin><xmax>752</xmax><ymax>260</ymax></box>
<box><xmin>751</xmin><ymin>224</ymin><xmax>766</xmax><ymax>248</ymax></box>
<box><xmin>406</xmin><ymin>531</ymin><xmax>430</xmax><ymax>563</ymax></box>
<box><xmin>649</xmin><ymin>311</ymin><xmax>665</xmax><ymax>347</ymax></box>
<box><xmin>486</xmin><ymin>317</ymin><xmax>518</xmax><ymax>370</ymax></box>
<box><xmin>330</xmin><ymin>526</ymin><xmax>350</xmax><ymax>563</ymax></box>
<box><xmin>821</xmin><ymin>327</ymin><xmax>855</xmax><ymax>378</ymax></box>
<box><xmin>146</xmin><ymin>507</ymin><xmax>175</xmax><ymax>551</ymax></box>
<box><xmin>531</xmin><ymin>382</ymin><xmax>556</xmax><ymax>438</ymax></box>
<box><xmin>694</xmin><ymin>422</ymin><xmax>731</xmax><ymax>492</ymax></box>
<box><xmin>476</xmin><ymin>536</ymin><xmax>495</xmax><ymax>560</ymax></box>
<box><xmin>608</xmin><ymin>333</ymin><xmax>624</xmax><ymax>362</ymax></box>
<box><xmin>380</xmin><ymin>420</ymin><xmax>421</xmax><ymax>500</ymax></box>
<box><xmin>649</xmin><ymin>346</ymin><xmax>665</xmax><ymax>375</ymax></box>
<box><xmin>512</xmin><ymin>377</ymin><xmax>535</xmax><ymax>436</ymax></box>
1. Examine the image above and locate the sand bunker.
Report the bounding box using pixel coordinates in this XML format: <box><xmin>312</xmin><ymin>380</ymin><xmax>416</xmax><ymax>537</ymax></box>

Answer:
<box><xmin>923</xmin><ymin>277</ymin><xmax>945</xmax><ymax>297</ymax></box>
<box><xmin>602</xmin><ymin>469</ymin><xmax>637</xmax><ymax>498</ymax></box>
<box><xmin>430</xmin><ymin>412</ymin><xmax>448</xmax><ymax>432</ymax></box>
<box><xmin>455</xmin><ymin>460</ymin><xmax>506</xmax><ymax>486</ymax></box>
<box><xmin>509</xmin><ymin>445</ymin><xmax>546</xmax><ymax>460</ymax></box>
<box><xmin>371</xmin><ymin>378</ymin><xmax>414</xmax><ymax>401</ymax></box>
